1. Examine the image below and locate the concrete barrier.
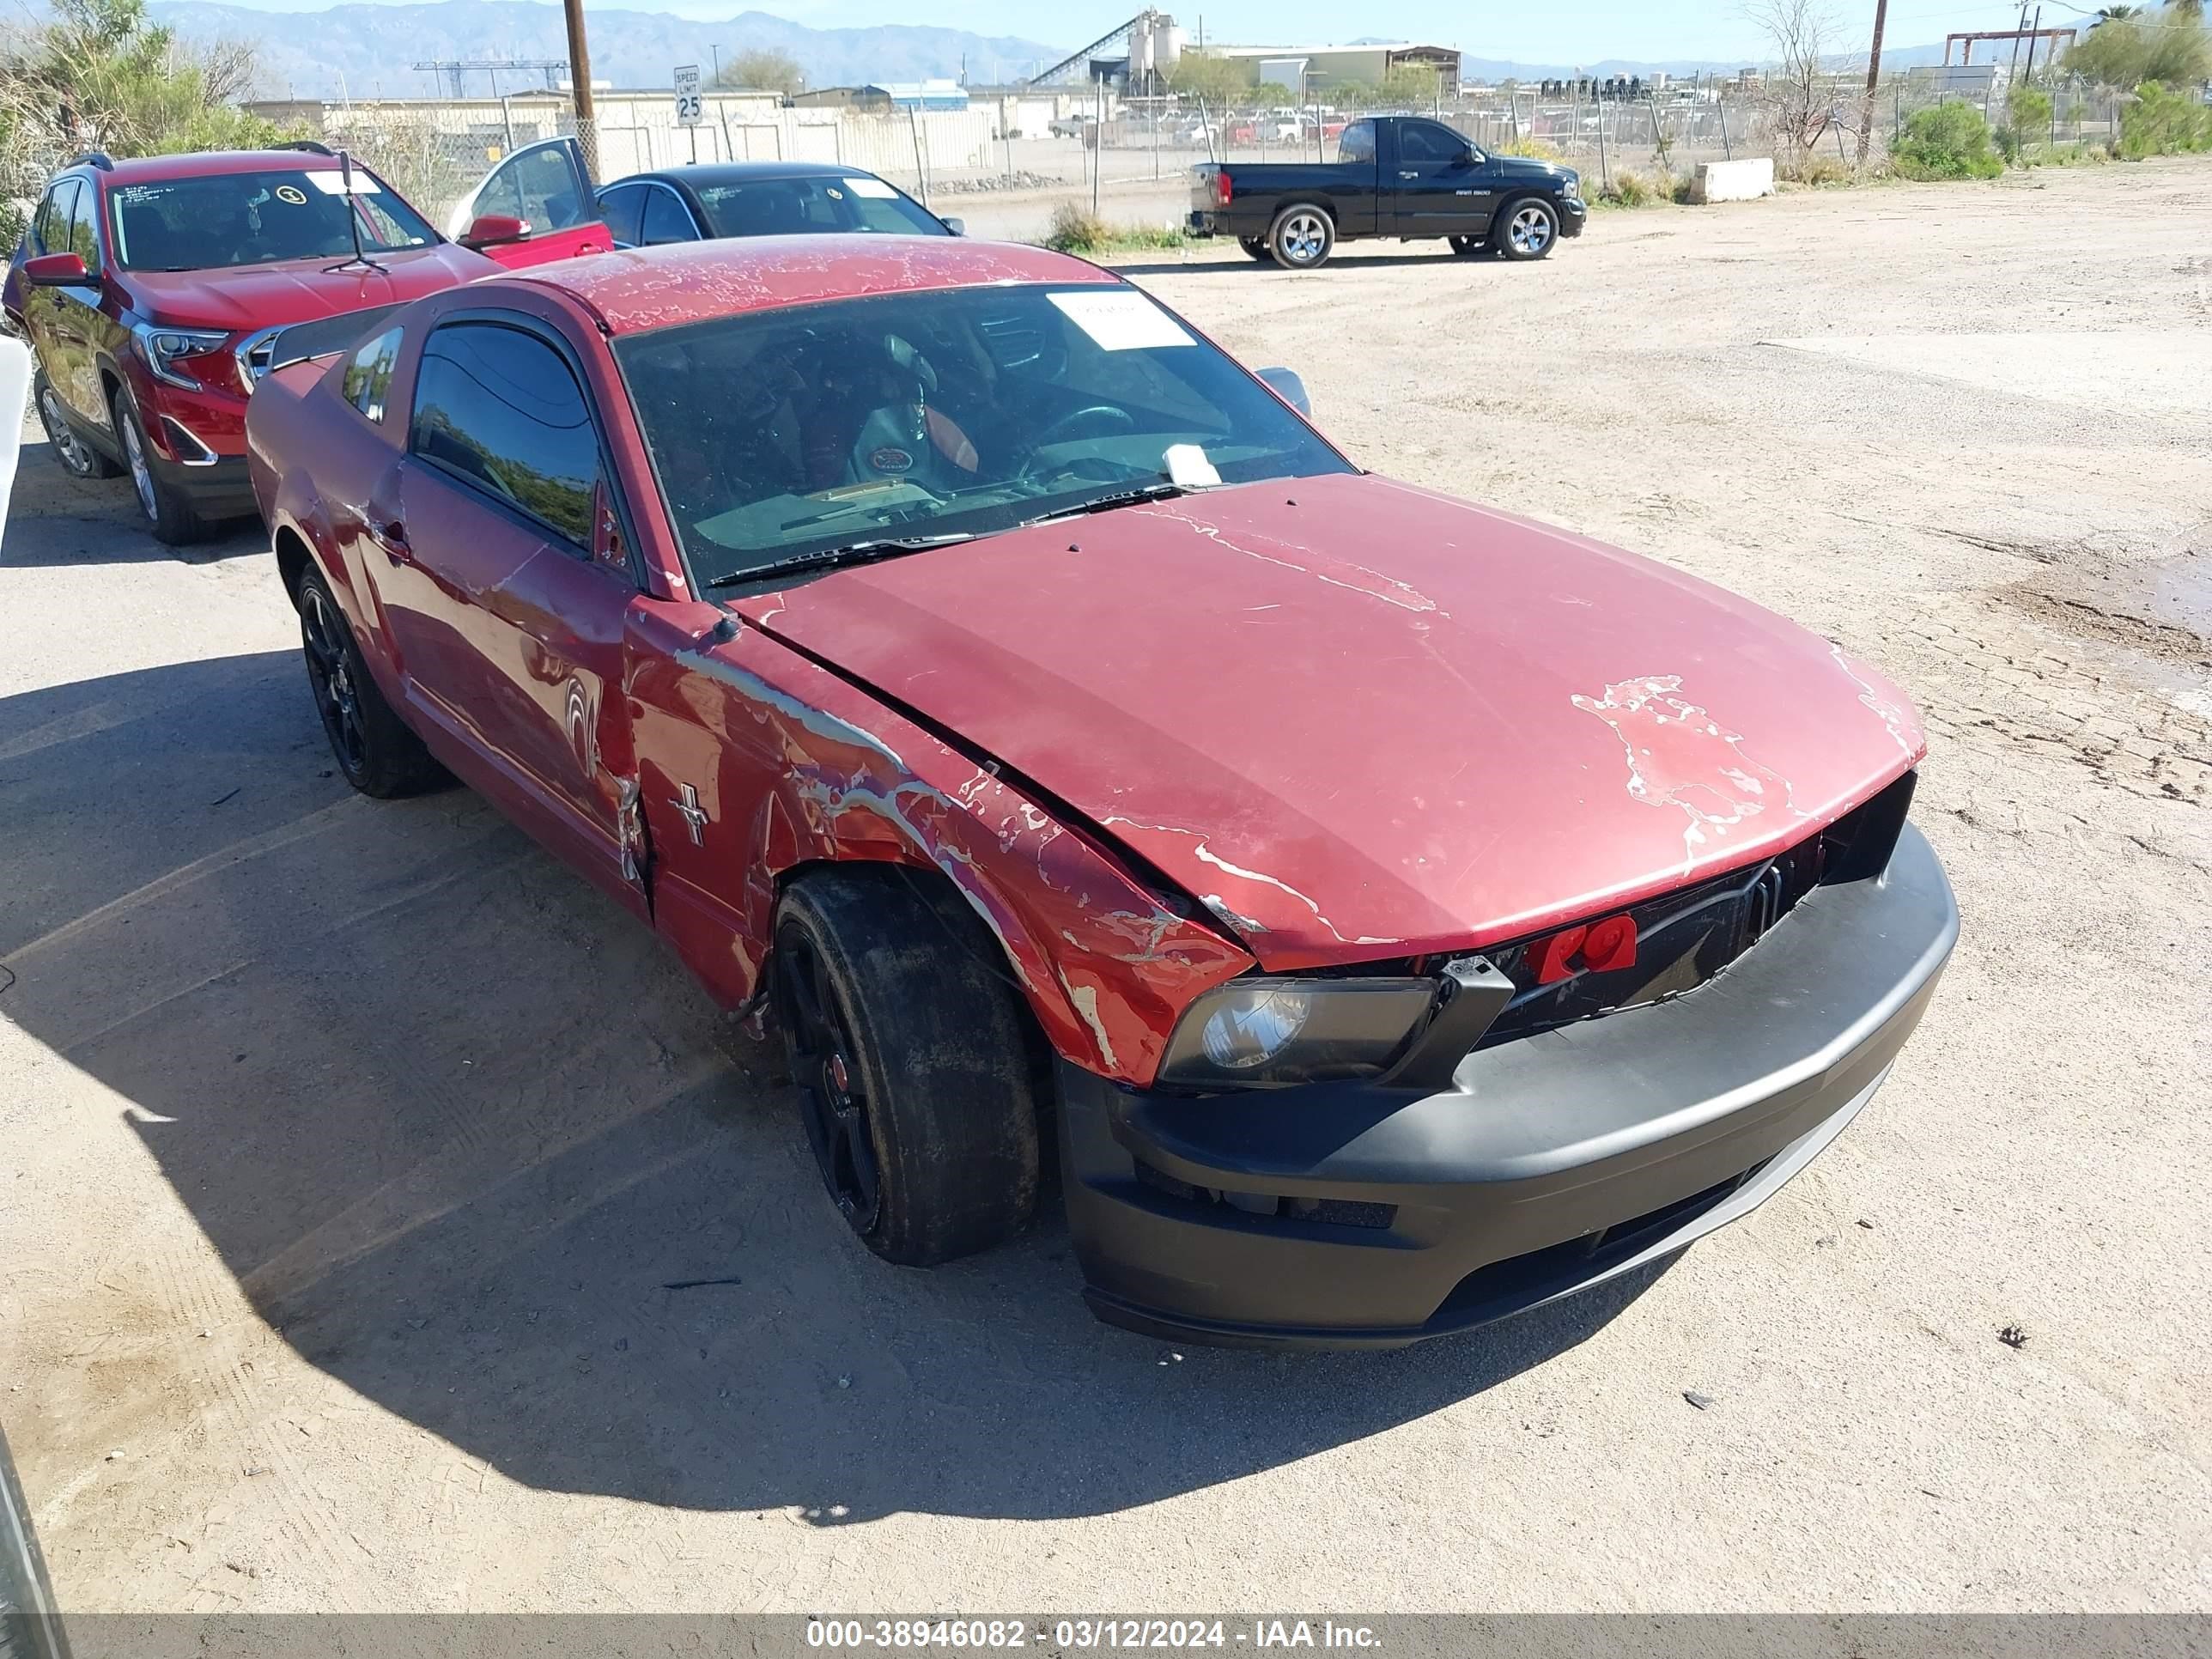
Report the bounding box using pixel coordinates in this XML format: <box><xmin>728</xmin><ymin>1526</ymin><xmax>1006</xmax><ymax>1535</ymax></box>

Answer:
<box><xmin>1691</xmin><ymin>158</ymin><xmax>1777</xmax><ymax>204</ymax></box>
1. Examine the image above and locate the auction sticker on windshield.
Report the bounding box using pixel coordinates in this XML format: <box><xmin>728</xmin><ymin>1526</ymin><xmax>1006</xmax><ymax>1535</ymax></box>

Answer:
<box><xmin>307</xmin><ymin>171</ymin><xmax>383</xmax><ymax>195</ymax></box>
<box><xmin>1047</xmin><ymin>289</ymin><xmax>1194</xmax><ymax>352</ymax></box>
<box><xmin>843</xmin><ymin>177</ymin><xmax>899</xmax><ymax>198</ymax></box>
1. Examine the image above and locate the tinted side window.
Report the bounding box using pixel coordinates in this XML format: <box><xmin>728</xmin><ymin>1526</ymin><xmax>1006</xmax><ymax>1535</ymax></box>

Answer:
<box><xmin>1337</xmin><ymin>121</ymin><xmax>1376</xmax><ymax>166</ymax></box>
<box><xmin>641</xmin><ymin>188</ymin><xmax>696</xmax><ymax>245</ymax></box>
<box><xmin>64</xmin><ymin>182</ymin><xmax>101</xmax><ymax>264</ymax></box>
<box><xmin>596</xmin><ymin>183</ymin><xmax>647</xmax><ymax>246</ymax></box>
<box><xmin>410</xmin><ymin>323</ymin><xmax>600</xmax><ymax>547</ymax></box>
<box><xmin>1398</xmin><ymin>122</ymin><xmax>1466</xmax><ymax>163</ymax></box>
<box><xmin>32</xmin><ymin>180</ymin><xmax>77</xmax><ymax>254</ymax></box>
<box><xmin>342</xmin><ymin>326</ymin><xmax>404</xmax><ymax>422</ymax></box>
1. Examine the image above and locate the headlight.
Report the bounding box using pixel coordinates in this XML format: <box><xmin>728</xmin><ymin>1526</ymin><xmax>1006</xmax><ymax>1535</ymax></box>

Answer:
<box><xmin>1158</xmin><ymin>976</ymin><xmax>1439</xmax><ymax>1091</ymax></box>
<box><xmin>1559</xmin><ymin>173</ymin><xmax>1582</xmax><ymax>198</ymax></box>
<box><xmin>132</xmin><ymin>324</ymin><xmax>234</xmax><ymax>391</ymax></box>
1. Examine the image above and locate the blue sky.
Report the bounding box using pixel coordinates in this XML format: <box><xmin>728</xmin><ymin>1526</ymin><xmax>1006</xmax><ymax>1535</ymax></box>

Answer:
<box><xmin>167</xmin><ymin>0</ymin><xmax>2075</xmax><ymax>65</ymax></box>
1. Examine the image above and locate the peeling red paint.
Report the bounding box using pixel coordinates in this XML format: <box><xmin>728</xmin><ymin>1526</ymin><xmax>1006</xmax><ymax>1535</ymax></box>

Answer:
<box><xmin>510</xmin><ymin>235</ymin><xmax>1117</xmax><ymax>337</ymax></box>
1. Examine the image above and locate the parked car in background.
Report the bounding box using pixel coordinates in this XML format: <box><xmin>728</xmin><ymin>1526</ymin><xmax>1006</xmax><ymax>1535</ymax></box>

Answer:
<box><xmin>1188</xmin><ymin>113</ymin><xmax>1586</xmax><ymax>269</ymax></box>
<box><xmin>246</xmin><ymin>234</ymin><xmax>1953</xmax><ymax>1350</ymax></box>
<box><xmin>1</xmin><ymin>145</ymin><xmax>605</xmax><ymax>544</ymax></box>
<box><xmin>1048</xmin><ymin>114</ymin><xmax>1097</xmax><ymax>139</ymax></box>
<box><xmin>448</xmin><ymin>142</ymin><xmax>963</xmax><ymax>248</ymax></box>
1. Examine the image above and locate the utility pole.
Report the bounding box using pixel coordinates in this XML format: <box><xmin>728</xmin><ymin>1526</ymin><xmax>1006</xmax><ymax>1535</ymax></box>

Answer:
<box><xmin>2021</xmin><ymin>5</ymin><xmax>2044</xmax><ymax>82</ymax></box>
<box><xmin>561</xmin><ymin>0</ymin><xmax>599</xmax><ymax>176</ymax></box>
<box><xmin>1856</xmin><ymin>0</ymin><xmax>1889</xmax><ymax>168</ymax></box>
<box><xmin>709</xmin><ymin>43</ymin><xmax>720</xmax><ymax>84</ymax></box>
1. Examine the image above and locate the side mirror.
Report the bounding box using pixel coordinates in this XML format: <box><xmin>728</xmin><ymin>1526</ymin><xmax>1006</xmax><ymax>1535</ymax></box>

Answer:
<box><xmin>22</xmin><ymin>252</ymin><xmax>91</xmax><ymax>288</ymax></box>
<box><xmin>460</xmin><ymin>213</ymin><xmax>531</xmax><ymax>249</ymax></box>
<box><xmin>939</xmin><ymin>216</ymin><xmax>966</xmax><ymax>236</ymax></box>
<box><xmin>1255</xmin><ymin>367</ymin><xmax>1311</xmax><ymax>417</ymax></box>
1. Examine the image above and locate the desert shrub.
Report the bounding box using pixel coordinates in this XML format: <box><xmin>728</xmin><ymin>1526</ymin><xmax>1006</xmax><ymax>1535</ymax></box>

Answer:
<box><xmin>1496</xmin><ymin>137</ymin><xmax>1567</xmax><ymax>162</ymax></box>
<box><xmin>1042</xmin><ymin>201</ymin><xmax>1188</xmax><ymax>254</ymax></box>
<box><xmin>2008</xmin><ymin>83</ymin><xmax>2054</xmax><ymax>138</ymax></box>
<box><xmin>1596</xmin><ymin>169</ymin><xmax>1656</xmax><ymax>206</ymax></box>
<box><xmin>2118</xmin><ymin>79</ymin><xmax>2212</xmax><ymax>157</ymax></box>
<box><xmin>1892</xmin><ymin>102</ymin><xmax>2005</xmax><ymax>179</ymax></box>
<box><xmin>0</xmin><ymin>196</ymin><xmax>26</xmax><ymax>258</ymax></box>
<box><xmin>1782</xmin><ymin>152</ymin><xmax>1852</xmax><ymax>185</ymax></box>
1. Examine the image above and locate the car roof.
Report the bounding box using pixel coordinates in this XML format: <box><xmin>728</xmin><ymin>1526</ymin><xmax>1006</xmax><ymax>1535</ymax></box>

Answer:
<box><xmin>91</xmin><ymin>149</ymin><xmax>356</xmax><ymax>184</ymax></box>
<box><xmin>622</xmin><ymin>161</ymin><xmax>889</xmax><ymax>189</ymax></box>
<box><xmin>505</xmin><ymin>235</ymin><xmax>1120</xmax><ymax>337</ymax></box>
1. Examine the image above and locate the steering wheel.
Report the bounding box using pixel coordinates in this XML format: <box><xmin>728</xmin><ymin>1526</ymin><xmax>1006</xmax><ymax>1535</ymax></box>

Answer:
<box><xmin>1019</xmin><ymin>404</ymin><xmax>1137</xmax><ymax>474</ymax></box>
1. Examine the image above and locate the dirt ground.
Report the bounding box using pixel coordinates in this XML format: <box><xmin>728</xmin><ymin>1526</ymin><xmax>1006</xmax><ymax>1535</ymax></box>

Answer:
<box><xmin>3</xmin><ymin>160</ymin><xmax>2209</xmax><ymax>1616</ymax></box>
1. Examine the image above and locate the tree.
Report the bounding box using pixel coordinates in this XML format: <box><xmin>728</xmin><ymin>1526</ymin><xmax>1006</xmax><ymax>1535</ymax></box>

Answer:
<box><xmin>0</xmin><ymin>0</ymin><xmax>278</xmax><ymax>159</ymax></box>
<box><xmin>2062</xmin><ymin>5</ymin><xmax>2211</xmax><ymax>88</ymax></box>
<box><xmin>1747</xmin><ymin>0</ymin><xmax>1843</xmax><ymax>161</ymax></box>
<box><xmin>1165</xmin><ymin>51</ymin><xmax>1249</xmax><ymax>108</ymax></box>
<box><xmin>713</xmin><ymin>47</ymin><xmax>803</xmax><ymax>95</ymax></box>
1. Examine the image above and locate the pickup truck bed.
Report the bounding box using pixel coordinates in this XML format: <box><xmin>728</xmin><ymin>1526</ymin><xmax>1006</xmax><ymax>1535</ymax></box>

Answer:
<box><xmin>1189</xmin><ymin>114</ymin><xmax>1585</xmax><ymax>270</ymax></box>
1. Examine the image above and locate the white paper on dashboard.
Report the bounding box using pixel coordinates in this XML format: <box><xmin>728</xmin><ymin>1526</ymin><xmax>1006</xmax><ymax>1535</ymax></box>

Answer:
<box><xmin>307</xmin><ymin>171</ymin><xmax>384</xmax><ymax>195</ymax></box>
<box><xmin>1046</xmin><ymin>289</ymin><xmax>1195</xmax><ymax>351</ymax></box>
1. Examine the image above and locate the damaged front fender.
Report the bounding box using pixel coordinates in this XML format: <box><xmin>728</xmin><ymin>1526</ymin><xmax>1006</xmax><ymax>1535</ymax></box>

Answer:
<box><xmin>625</xmin><ymin>604</ymin><xmax>1255</xmax><ymax>1085</ymax></box>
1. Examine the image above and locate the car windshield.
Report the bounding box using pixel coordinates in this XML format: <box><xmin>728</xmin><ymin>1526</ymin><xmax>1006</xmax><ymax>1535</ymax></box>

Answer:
<box><xmin>689</xmin><ymin>175</ymin><xmax>946</xmax><ymax>239</ymax></box>
<box><xmin>107</xmin><ymin>168</ymin><xmax>437</xmax><ymax>271</ymax></box>
<box><xmin>613</xmin><ymin>283</ymin><xmax>1353</xmax><ymax>587</ymax></box>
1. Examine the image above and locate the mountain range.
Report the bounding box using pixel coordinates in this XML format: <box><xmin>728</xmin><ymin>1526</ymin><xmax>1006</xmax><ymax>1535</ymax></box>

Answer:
<box><xmin>144</xmin><ymin>1</ymin><xmax>1069</xmax><ymax>98</ymax></box>
<box><xmin>139</xmin><ymin>1</ymin><xmax>1960</xmax><ymax>102</ymax></box>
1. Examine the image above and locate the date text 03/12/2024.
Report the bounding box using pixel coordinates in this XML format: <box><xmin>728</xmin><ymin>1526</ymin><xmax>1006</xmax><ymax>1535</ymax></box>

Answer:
<box><xmin>805</xmin><ymin>1619</ymin><xmax>1384</xmax><ymax>1650</ymax></box>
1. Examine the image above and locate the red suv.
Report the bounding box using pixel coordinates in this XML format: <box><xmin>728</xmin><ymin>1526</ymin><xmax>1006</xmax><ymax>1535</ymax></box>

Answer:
<box><xmin>3</xmin><ymin>145</ymin><xmax>603</xmax><ymax>544</ymax></box>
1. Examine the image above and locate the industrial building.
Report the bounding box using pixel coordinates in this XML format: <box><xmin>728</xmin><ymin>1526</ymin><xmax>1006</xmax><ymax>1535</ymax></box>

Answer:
<box><xmin>1188</xmin><ymin>43</ymin><xmax>1462</xmax><ymax>94</ymax></box>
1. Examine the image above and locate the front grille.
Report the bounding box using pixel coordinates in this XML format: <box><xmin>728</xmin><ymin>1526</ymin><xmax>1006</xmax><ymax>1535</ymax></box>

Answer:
<box><xmin>1133</xmin><ymin>1158</ymin><xmax>1397</xmax><ymax>1231</ymax></box>
<box><xmin>1430</xmin><ymin>1161</ymin><xmax>1765</xmax><ymax>1327</ymax></box>
<box><xmin>1473</xmin><ymin>769</ymin><xmax>1918</xmax><ymax>1050</ymax></box>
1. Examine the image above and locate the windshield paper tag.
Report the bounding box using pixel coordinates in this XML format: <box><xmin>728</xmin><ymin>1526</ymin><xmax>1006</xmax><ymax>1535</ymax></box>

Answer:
<box><xmin>1163</xmin><ymin>444</ymin><xmax>1221</xmax><ymax>489</ymax></box>
<box><xmin>1048</xmin><ymin>290</ymin><xmax>1194</xmax><ymax>352</ymax></box>
<box><xmin>843</xmin><ymin>176</ymin><xmax>899</xmax><ymax>198</ymax></box>
<box><xmin>307</xmin><ymin>171</ymin><xmax>383</xmax><ymax>196</ymax></box>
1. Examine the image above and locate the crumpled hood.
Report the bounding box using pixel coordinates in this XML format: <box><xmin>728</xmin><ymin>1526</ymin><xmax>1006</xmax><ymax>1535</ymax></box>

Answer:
<box><xmin>738</xmin><ymin>472</ymin><xmax>1923</xmax><ymax>969</ymax></box>
<box><xmin>122</xmin><ymin>244</ymin><xmax>496</xmax><ymax>332</ymax></box>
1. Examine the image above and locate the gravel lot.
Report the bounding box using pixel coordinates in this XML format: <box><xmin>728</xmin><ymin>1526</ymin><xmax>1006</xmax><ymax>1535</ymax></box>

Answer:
<box><xmin>3</xmin><ymin>160</ymin><xmax>2209</xmax><ymax>1616</ymax></box>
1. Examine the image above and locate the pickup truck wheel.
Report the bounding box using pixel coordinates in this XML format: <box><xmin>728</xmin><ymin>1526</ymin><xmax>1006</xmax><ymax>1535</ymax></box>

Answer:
<box><xmin>773</xmin><ymin>868</ymin><xmax>1039</xmax><ymax>1267</ymax></box>
<box><xmin>111</xmin><ymin>385</ymin><xmax>211</xmax><ymax>545</ymax></box>
<box><xmin>1238</xmin><ymin>235</ymin><xmax>1271</xmax><ymax>261</ymax></box>
<box><xmin>35</xmin><ymin>372</ymin><xmax>120</xmax><ymax>478</ymax></box>
<box><xmin>296</xmin><ymin>567</ymin><xmax>446</xmax><ymax>798</ymax></box>
<box><xmin>1267</xmin><ymin>205</ymin><xmax>1334</xmax><ymax>270</ymax></box>
<box><xmin>1496</xmin><ymin>198</ymin><xmax>1560</xmax><ymax>261</ymax></box>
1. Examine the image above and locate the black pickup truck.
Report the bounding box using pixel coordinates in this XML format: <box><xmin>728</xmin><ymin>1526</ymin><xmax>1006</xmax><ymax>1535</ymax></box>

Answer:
<box><xmin>1188</xmin><ymin>114</ymin><xmax>1585</xmax><ymax>270</ymax></box>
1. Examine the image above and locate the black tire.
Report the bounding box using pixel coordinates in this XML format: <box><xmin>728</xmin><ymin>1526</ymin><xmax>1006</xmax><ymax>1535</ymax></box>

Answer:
<box><xmin>296</xmin><ymin>565</ymin><xmax>446</xmax><ymax>798</ymax></box>
<box><xmin>1493</xmin><ymin>197</ymin><xmax>1561</xmax><ymax>261</ymax></box>
<box><xmin>1237</xmin><ymin>234</ymin><xmax>1272</xmax><ymax>261</ymax></box>
<box><xmin>773</xmin><ymin>867</ymin><xmax>1039</xmax><ymax>1267</ymax></box>
<box><xmin>1267</xmin><ymin>203</ymin><xmax>1334</xmax><ymax>270</ymax></box>
<box><xmin>1448</xmin><ymin>234</ymin><xmax>1488</xmax><ymax>258</ymax></box>
<box><xmin>34</xmin><ymin>369</ymin><xmax>120</xmax><ymax>478</ymax></box>
<box><xmin>111</xmin><ymin>383</ymin><xmax>211</xmax><ymax>545</ymax></box>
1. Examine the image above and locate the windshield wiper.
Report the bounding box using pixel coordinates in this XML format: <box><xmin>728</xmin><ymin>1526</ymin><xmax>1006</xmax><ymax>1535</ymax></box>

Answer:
<box><xmin>1021</xmin><ymin>482</ymin><xmax>1187</xmax><ymax>527</ymax></box>
<box><xmin>706</xmin><ymin>532</ymin><xmax>977</xmax><ymax>590</ymax></box>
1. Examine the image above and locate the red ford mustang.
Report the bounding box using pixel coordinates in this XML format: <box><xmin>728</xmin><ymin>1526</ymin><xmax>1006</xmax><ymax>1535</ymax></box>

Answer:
<box><xmin>246</xmin><ymin>236</ymin><xmax>1956</xmax><ymax>1349</ymax></box>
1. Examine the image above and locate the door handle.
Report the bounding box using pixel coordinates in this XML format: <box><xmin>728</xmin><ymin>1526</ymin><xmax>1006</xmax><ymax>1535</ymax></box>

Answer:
<box><xmin>1398</xmin><ymin>170</ymin><xmax>1419</xmax><ymax>179</ymax></box>
<box><xmin>366</xmin><ymin>518</ymin><xmax>410</xmax><ymax>561</ymax></box>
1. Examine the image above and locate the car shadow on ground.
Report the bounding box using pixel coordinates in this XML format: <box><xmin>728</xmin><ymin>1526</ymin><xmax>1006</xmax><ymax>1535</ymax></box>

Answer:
<box><xmin>3</xmin><ymin>432</ymin><xmax>262</xmax><ymax>567</ymax></box>
<box><xmin>0</xmin><ymin>651</ymin><xmax>1672</xmax><ymax>1524</ymax></box>
<box><xmin>1112</xmin><ymin>249</ymin><xmax>1490</xmax><ymax>278</ymax></box>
